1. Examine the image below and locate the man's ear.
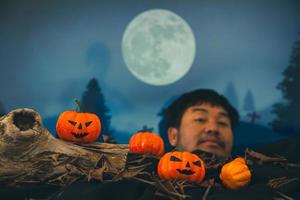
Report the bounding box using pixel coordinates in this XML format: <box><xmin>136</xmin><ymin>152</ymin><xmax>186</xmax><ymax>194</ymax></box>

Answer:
<box><xmin>168</xmin><ymin>127</ymin><xmax>178</xmax><ymax>147</ymax></box>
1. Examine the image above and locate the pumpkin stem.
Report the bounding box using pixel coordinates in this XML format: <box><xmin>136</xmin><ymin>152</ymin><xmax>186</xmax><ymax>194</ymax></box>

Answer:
<box><xmin>138</xmin><ymin>125</ymin><xmax>153</xmax><ymax>133</ymax></box>
<box><xmin>74</xmin><ymin>98</ymin><xmax>83</xmax><ymax>112</ymax></box>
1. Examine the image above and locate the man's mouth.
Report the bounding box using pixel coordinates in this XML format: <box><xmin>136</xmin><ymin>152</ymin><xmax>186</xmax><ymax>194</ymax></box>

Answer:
<box><xmin>198</xmin><ymin>139</ymin><xmax>224</xmax><ymax>149</ymax></box>
<box><xmin>202</xmin><ymin>140</ymin><xmax>219</xmax><ymax>145</ymax></box>
<box><xmin>71</xmin><ymin>132</ymin><xmax>89</xmax><ymax>139</ymax></box>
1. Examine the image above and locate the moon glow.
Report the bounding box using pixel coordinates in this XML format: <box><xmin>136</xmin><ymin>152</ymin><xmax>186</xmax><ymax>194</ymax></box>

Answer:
<box><xmin>122</xmin><ymin>9</ymin><xmax>196</xmax><ymax>86</ymax></box>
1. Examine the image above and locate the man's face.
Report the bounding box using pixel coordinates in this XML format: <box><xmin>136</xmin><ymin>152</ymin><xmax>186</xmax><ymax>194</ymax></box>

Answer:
<box><xmin>168</xmin><ymin>103</ymin><xmax>233</xmax><ymax>157</ymax></box>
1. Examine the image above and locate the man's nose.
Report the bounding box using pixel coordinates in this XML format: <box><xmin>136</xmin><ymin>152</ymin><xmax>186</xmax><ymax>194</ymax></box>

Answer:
<box><xmin>204</xmin><ymin>121</ymin><xmax>219</xmax><ymax>133</ymax></box>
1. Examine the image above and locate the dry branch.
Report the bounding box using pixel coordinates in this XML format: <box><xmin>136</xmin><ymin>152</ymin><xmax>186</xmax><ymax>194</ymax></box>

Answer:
<box><xmin>0</xmin><ymin>108</ymin><xmax>129</xmax><ymax>186</ymax></box>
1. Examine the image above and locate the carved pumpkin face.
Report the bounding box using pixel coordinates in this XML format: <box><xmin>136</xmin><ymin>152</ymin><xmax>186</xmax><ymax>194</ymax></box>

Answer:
<box><xmin>56</xmin><ymin>111</ymin><xmax>101</xmax><ymax>143</ymax></box>
<box><xmin>157</xmin><ymin>151</ymin><xmax>205</xmax><ymax>184</ymax></box>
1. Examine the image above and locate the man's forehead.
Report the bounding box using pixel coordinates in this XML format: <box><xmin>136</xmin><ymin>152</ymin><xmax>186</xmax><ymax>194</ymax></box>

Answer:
<box><xmin>188</xmin><ymin>103</ymin><xmax>229</xmax><ymax>116</ymax></box>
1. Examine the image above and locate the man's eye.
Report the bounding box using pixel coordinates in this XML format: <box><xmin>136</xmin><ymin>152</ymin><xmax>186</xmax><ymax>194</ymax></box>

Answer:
<box><xmin>195</xmin><ymin>118</ymin><xmax>206</xmax><ymax>123</ymax></box>
<box><xmin>218</xmin><ymin>121</ymin><xmax>229</xmax><ymax>127</ymax></box>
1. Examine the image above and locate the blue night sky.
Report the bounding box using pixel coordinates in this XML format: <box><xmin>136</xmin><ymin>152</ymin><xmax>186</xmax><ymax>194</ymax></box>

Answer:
<box><xmin>1</xmin><ymin>0</ymin><xmax>300</xmax><ymax>137</ymax></box>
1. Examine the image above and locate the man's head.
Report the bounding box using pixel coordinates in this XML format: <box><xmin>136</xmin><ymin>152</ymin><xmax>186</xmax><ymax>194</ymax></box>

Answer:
<box><xmin>164</xmin><ymin>89</ymin><xmax>239</xmax><ymax>157</ymax></box>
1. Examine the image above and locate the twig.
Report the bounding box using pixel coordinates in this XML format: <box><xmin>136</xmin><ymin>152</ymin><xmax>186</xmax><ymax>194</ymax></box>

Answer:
<box><xmin>175</xmin><ymin>181</ymin><xmax>187</xmax><ymax>196</ymax></box>
<box><xmin>131</xmin><ymin>176</ymin><xmax>156</xmax><ymax>186</ymax></box>
<box><xmin>268</xmin><ymin>177</ymin><xmax>299</xmax><ymax>189</ymax></box>
<box><xmin>154</xmin><ymin>179</ymin><xmax>188</xmax><ymax>200</ymax></box>
<box><xmin>275</xmin><ymin>191</ymin><xmax>294</xmax><ymax>200</ymax></box>
<box><xmin>245</xmin><ymin>148</ymin><xmax>287</xmax><ymax>163</ymax></box>
<box><xmin>202</xmin><ymin>183</ymin><xmax>212</xmax><ymax>200</ymax></box>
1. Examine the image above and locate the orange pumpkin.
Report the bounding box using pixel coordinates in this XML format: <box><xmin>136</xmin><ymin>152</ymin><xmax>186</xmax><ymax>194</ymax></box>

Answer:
<box><xmin>56</xmin><ymin>99</ymin><xmax>101</xmax><ymax>143</ymax></box>
<box><xmin>157</xmin><ymin>151</ymin><xmax>205</xmax><ymax>184</ymax></box>
<box><xmin>129</xmin><ymin>129</ymin><xmax>165</xmax><ymax>157</ymax></box>
<box><xmin>219</xmin><ymin>157</ymin><xmax>251</xmax><ymax>190</ymax></box>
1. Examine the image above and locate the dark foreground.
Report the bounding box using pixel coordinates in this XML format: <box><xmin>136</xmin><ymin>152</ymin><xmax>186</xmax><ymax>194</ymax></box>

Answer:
<box><xmin>1</xmin><ymin>138</ymin><xmax>300</xmax><ymax>200</ymax></box>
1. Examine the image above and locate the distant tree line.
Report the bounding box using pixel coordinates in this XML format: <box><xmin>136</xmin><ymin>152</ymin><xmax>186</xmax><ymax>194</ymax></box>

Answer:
<box><xmin>271</xmin><ymin>35</ymin><xmax>300</xmax><ymax>136</ymax></box>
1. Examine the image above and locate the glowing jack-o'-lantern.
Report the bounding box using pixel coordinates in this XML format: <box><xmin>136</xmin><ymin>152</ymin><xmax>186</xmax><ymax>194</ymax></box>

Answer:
<box><xmin>157</xmin><ymin>151</ymin><xmax>205</xmax><ymax>184</ymax></box>
<box><xmin>56</xmin><ymin>99</ymin><xmax>101</xmax><ymax>143</ymax></box>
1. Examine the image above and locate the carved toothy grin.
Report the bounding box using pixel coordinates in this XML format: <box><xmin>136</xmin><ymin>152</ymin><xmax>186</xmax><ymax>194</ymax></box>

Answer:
<box><xmin>71</xmin><ymin>132</ymin><xmax>89</xmax><ymax>139</ymax></box>
<box><xmin>176</xmin><ymin>169</ymin><xmax>195</xmax><ymax>175</ymax></box>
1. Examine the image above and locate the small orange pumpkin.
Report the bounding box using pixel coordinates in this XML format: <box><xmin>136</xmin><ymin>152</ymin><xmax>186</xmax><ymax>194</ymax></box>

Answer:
<box><xmin>129</xmin><ymin>128</ymin><xmax>165</xmax><ymax>157</ymax></box>
<box><xmin>219</xmin><ymin>157</ymin><xmax>251</xmax><ymax>190</ymax></box>
<box><xmin>56</xmin><ymin>99</ymin><xmax>101</xmax><ymax>143</ymax></box>
<box><xmin>157</xmin><ymin>151</ymin><xmax>205</xmax><ymax>184</ymax></box>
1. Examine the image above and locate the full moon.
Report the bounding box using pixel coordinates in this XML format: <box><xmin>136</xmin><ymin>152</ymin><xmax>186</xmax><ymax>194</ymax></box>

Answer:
<box><xmin>122</xmin><ymin>9</ymin><xmax>196</xmax><ymax>86</ymax></box>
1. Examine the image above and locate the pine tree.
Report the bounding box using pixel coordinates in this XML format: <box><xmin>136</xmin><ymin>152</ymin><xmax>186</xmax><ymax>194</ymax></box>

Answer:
<box><xmin>242</xmin><ymin>90</ymin><xmax>260</xmax><ymax>123</ymax></box>
<box><xmin>81</xmin><ymin>78</ymin><xmax>111</xmax><ymax>136</ymax></box>
<box><xmin>243</xmin><ymin>89</ymin><xmax>255</xmax><ymax>113</ymax></box>
<box><xmin>271</xmin><ymin>36</ymin><xmax>300</xmax><ymax>135</ymax></box>
<box><xmin>223</xmin><ymin>81</ymin><xmax>239</xmax><ymax>110</ymax></box>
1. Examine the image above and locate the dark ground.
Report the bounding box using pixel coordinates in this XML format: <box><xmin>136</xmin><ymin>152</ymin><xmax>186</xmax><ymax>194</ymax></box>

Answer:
<box><xmin>1</xmin><ymin>137</ymin><xmax>300</xmax><ymax>200</ymax></box>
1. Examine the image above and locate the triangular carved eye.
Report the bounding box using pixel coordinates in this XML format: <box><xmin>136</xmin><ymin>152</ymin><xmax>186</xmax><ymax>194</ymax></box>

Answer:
<box><xmin>85</xmin><ymin>121</ymin><xmax>92</xmax><ymax>127</ymax></box>
<box><xmin>193</xmin><ymin>160</ymin><xmax>202</xmax><ymax>167</ymax></box>
<box><xmin>68</xmin><ymin>120</ymin><xmax>77</xmax><ymax>126</ymax></box>
<box><xmin>170</xmin><ymin>155</ymin><xmax>182</xmax><ymax>162</ymax></box>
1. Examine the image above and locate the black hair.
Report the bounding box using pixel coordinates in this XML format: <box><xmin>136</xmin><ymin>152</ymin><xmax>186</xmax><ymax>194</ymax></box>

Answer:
<box><xmin>164</xmin><ymin>89</ymin><xmax>240</xmax><ymax>130</ymax></box>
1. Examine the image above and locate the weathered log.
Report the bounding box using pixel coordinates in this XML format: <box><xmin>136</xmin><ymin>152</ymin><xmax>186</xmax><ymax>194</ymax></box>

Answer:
<box><xmin>0</xmin><ymin>108</ymin><xmax>129</xmax><ymax>186</ymax></box>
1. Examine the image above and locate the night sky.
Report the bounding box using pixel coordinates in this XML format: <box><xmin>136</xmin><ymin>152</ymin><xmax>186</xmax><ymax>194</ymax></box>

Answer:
<box><xmin>1</xmin><ymin>0</ymin><xmax>300</xmax><ymax>136</ymax></box>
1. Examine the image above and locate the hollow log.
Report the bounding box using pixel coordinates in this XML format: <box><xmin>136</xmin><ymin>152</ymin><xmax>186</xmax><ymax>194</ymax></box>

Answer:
<box><xmin>0</xmin><ymin>108</ymin><xmax>129</xmax><ymax>187</ymax></box>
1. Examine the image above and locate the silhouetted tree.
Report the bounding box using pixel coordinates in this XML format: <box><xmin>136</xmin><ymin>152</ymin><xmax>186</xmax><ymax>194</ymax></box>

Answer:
<box><xmin>81</xmin><ymin>78</ymin><xmax>111</xmax><ymax>137</ymax></box>
<box><xmin>223</xmin><ymin>81</ymin><xmax>239</xmax><ymax>110</ymax></box>
<box><xmin>243</xmin><ymin>89</ymin><xmax>255</xmax><ymax>113</ymax></box>
<box><xmin>243</xmin><ymin>90</ymin><xmax>260</xmax><ymax>124</ymax></box>
<box><xmin>271</xmin><ymin>36</ymin><xmax>300</xmax><ymax>136</ymax></box>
